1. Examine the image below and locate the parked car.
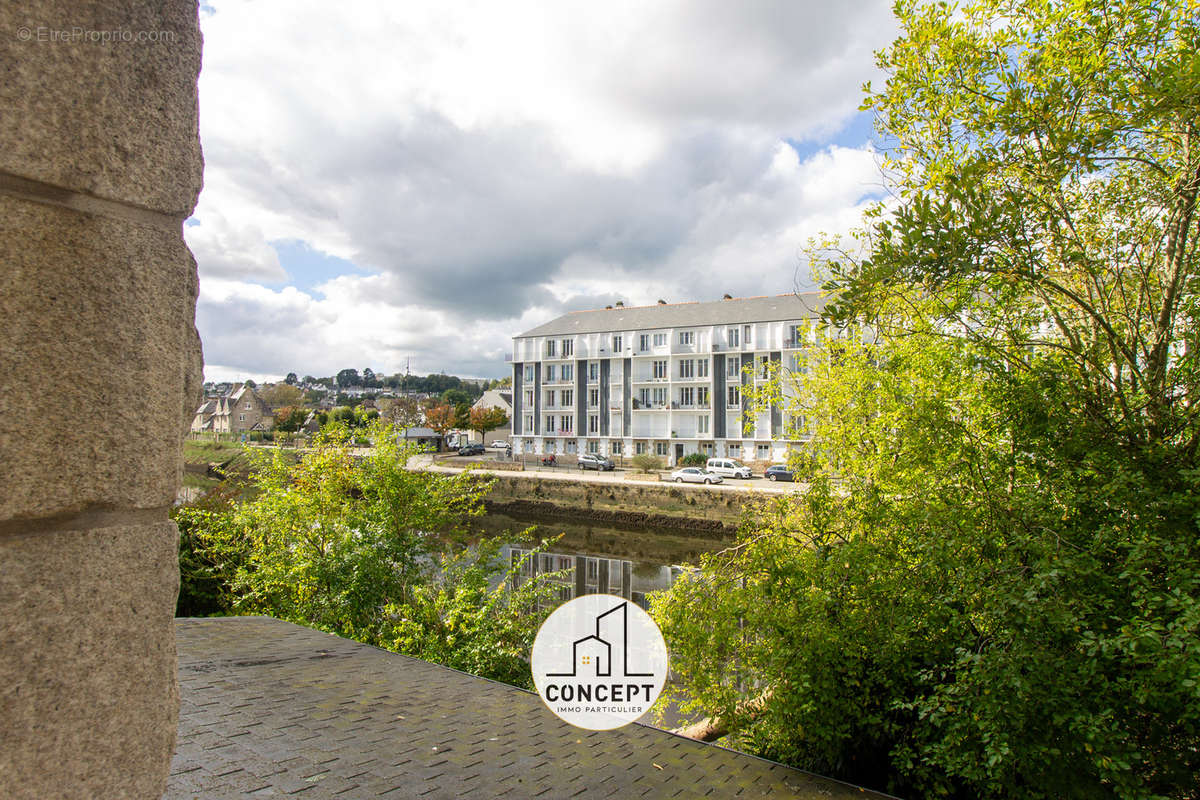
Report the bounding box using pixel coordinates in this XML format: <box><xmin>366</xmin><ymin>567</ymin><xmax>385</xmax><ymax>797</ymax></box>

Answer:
<box><xmin>457</xmin><ymin>443</ymin><xmax>485</xmax><ymax>456</ymax></box>
<box><xmin>488</xmin><ymin>440</ymin><xmax>509</xmax><ymax>450</ymax></box>
<box><xmin>764</xmin><ymin>464</ymin><xmax>794</xmax><ymax>482</ymax></box>
<box><xmin>670</xmin><ymin>467</ymin><xmax>723</xmax><ymax>485</ymax></box>
<box><xmin>705</xmin><ymin>458</ymin><xmax>752</xmax><ymax>479</ymax></box>
<box><xmin>577</xmin><ymin>453</ymin><xmax>615</xmax><ymax>471</ymax></box>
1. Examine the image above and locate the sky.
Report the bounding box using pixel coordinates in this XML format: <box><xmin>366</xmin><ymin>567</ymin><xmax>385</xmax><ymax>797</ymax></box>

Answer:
<box><xmin>189</xmin><ymin>1</ymin><xmax>898</xmax><ymax>384</ymax></box>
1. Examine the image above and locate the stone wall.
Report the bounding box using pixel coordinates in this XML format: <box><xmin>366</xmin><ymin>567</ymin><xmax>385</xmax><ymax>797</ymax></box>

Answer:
<box><xmin>0</xmin><ymin>2</ymin><xmax>203</xmax><ymax>798</ymax></box>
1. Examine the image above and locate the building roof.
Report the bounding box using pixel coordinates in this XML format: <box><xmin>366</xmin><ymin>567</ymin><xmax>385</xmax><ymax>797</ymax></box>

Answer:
<box><xmin>516</xmin><ymin>292</ymin><xmax>828</xmax><ymax>339</ymax></box>
<box><xmin>168</xmin><ymin>617</ymin><xmax>889</xmax><ymax>799</ymax></box>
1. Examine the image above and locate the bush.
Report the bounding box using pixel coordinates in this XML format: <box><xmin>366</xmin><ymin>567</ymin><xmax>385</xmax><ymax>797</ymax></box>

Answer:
<box><xmin>679</xmin><ymin>452</ymin><xmax>709</xmax><ymax>468</ymax></box>
<box><xmin>631</xmin><ymin>453</ymin><xmax>664</xmax><ymax>473</ymax></box>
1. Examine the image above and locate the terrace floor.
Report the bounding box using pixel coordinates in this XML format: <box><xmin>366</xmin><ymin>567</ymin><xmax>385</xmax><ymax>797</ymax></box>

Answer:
<box><xmin>167</xmin><ymin>617</ymin><xmax>889</xmax><ymax>799</ymax></box>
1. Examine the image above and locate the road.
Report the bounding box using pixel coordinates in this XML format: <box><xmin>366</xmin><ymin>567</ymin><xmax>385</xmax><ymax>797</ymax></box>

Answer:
<box><xmin>409</xmin><ymin>452</ymin><xmax>807</xmax><ymax>495</ymax></box>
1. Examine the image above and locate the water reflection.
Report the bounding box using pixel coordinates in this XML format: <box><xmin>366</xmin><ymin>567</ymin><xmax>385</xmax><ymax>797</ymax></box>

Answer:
<box><xmin>475</xmin><ymin>510</ymin><xmax>730</xmax><ymax>610</ymax></box>
<box><xmin>505</xmin><ymin>546</ymin><xmax>687</xmax><ymax>610</ymax></box>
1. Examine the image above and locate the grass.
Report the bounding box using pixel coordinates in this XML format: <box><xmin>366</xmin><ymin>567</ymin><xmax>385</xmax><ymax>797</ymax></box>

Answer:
<box><xmin>183</xmin><ymin>439</ymin><xmax>245</xmax><ymax>465</ymax></box>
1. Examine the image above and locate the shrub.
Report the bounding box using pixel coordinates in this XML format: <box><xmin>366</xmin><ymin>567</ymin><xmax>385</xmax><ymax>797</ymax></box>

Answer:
<box><xmin>631</xmin><ymin>453</ymin><xmax>664</xmax><ymax>473</ymax></box>
<box><xmin>679</xmin><ymin>452</ymin><xmax>708</xmax><ymax>468</ymax></box>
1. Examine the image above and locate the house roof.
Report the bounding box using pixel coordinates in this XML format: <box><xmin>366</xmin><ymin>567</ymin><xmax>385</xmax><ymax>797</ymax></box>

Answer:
<box><xmin>515</xmin><ymin>292</ymin><xmax>828</xmax><ymax>338</ymax></box>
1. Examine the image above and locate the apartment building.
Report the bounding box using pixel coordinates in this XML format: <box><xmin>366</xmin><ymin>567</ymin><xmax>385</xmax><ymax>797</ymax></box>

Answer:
<box><xmin>509</xmin><ymin>293</ymin><xmax>829</xmax><ymax>465</ymax></box>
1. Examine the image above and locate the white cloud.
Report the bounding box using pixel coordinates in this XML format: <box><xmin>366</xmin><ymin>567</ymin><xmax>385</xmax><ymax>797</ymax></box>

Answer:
<box><xmin>191</xmin><ymin>0</ymin><xmax>897</xmax><ymax>380</ymax></box>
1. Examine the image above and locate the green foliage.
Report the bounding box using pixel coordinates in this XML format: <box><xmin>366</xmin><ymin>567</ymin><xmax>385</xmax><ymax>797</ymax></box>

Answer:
<box><xmin>678</xmin><ymin>453</ymin><xmax>709</xmax><ymax>468</ymax></box>
<box><xmin>656</xmin><ymin>2</ymin><xmax>1200</xmax><ymax>798</ymax></box>
<box><xmin>273</xmin><ymin>405</ymin><xmax>308</xmax><ymax>433</ymax></box>
<box><xmin>175</xmin><ymin>422</ymin><xmax>560</xmax><ymax>686</ymax></box>
<box><xmin>631</xmin><ymin>453</ymin><xmax>664</xmax><ymax>473</ymax></box>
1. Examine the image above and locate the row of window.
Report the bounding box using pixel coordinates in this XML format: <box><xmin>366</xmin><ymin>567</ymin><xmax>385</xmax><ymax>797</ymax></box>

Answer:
<box><xmin>530</xmin><ymin>320</ymin><xmax>848</xmax><ymax>364</ymax></box>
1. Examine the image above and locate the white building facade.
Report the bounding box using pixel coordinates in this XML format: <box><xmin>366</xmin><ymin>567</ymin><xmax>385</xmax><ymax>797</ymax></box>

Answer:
<box><xmin>509</xmin><ymin>293</ymin><xmax>828</xmax><ymax>465</ymax></box>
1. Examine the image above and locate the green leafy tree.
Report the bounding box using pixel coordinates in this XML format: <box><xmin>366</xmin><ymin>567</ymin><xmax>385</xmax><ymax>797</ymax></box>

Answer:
<box><xmin>284</xmin><ymin>372</ymin><xmax>298</xmax><ymax>385</ymax></box>
<box><xmin>272</xmin><ymin>405</ymin><xmax>308</xmax><ymax>434</ymax></box>
<box><xmin>654</xmin><ymin>2</ymin><xmax>1200</xmax><ymax>798</ymax></box>
<box><xmin>180</xmin><ymin>423</ymin><xmax>563</xmax><ymax>685</ymax></box>
<box><xmin>261</xmin><ymin>383</ymin><xmax>303</xmax><ymax>409</ymax></box>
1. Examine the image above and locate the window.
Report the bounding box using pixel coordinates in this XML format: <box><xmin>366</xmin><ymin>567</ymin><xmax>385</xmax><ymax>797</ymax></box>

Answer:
<box><xmin>728</xmin><ymin>386</ymin><xmax>740</xmax><ymax>406</ymax></box>
<box><xmin>524</xmin><ymin>414</ymin><xmax>533</xmax><ymax>431</ymax></box>
<box><xmin>655</xmin><ymin>441</ymin><xmax>669</xmax><ymax>456</ymax></box>
<box><xmin>562</xmin><ymin>339</ymin><xmax>573</xmax><ymax>357</ymax></box>
<box><xmin>544</xmin><ymin>438</ymin><xmax>555</xmax><ymax>451</ymax></box>
<box><xmin>635</xmin><ymin>441</ymin><xmax>647</xmax><ymax>455</ymax></box>
<box><xmin>788</xmin><ymin>322</ymin><xmax>809</xmax><ymax>346</ymax></box>
<box><xmin>652</xmin><ymin>387</ymin><xmax>667</xmax><ymax>406</ymax></box>
<box><xmin>545</xmin><ymin>365</ymin><xmax>556</xmax><ymax>382</ymax></box>
<box><xmin>698</xmin><ymin>415</ymin><xmax>709</xmax><ymax>434</ymax></box>
<box><xmin>561</xmin><ymin>364</ymin><xmax>573</xmax><ymax>381</ymax></box>
<box><xmin>700</xmin><ymin>442</ymin><xmax>714</xmax><ymax>454</ymax></box>
<box><xmin>238</xmin><ymin>414</ymin><xmax>245</xmax><ymax>422</ymax></box>
<box><xmin>638</xmin><ymin>388</ymin><xmax>651</xmax><ymax>407</ymax></box>
<box><xmin>653</xmin><ymin>333</ymin><xmax>667</xmax><ymax>347</ymax></box>
<box><xmin>561</xmin><ymin>390</ymin><xmax>573</xmax><ymax>406</ymax></box>
<box><xmin>546</xmin><ymin>340</ymin><xmax>557</xmax><ymax>357</ymax></box>
<box><xmin>727</xmin><ymin>356</ymin><xmax>740</xmax><ymax>377</ymax></box>
<box><xmin>561</xmin><ymin>415</ymin><xmax>573</xmax><ymax>432</ymax></box>
<box><xmin>653</xmin><ymin>360</ymin><xmax>667</xmax><ymax>379</ymax></box>
<box><xmin>639</xmin><ymin>334</ymin><xmax>650</xmax><ymax>351</ymax></box>
<box><xmin>545</xmin><ymin>416</ymin><xmax>556</xmax><ymax>432</ymax></box>
<box><xmin>244</xmin><ymin>402</ymin><xmax>252</xmax><ymax>410</ymax></box>
<box><xmin>612</xmin><ymin>335</ymin><xmax>622</xmax><ymax>351</ymax></box>
<box><xmin>697</xmin><ymin>386</ymin><xmax>710</xmax><ymax>406</ymax></box>
<box><xmin>588</xmin><ymin>440</ymin><xmax>599</xmax><ymax>453</ymax></box>
<box><xmin>611</xmin><ymin>440</ymin><xmax>623</xmax><ymax>454</ymax></box>
<box><xmin>524</xmin><ymin>389</ymin><xmax>534</xmax><ymax>406</ymax></box>
<box><xmin>678</xmin><ymin>331</ymin><xmax>694</xmax><ymax>345</ymax></box>
<box><xmin>697</xmin><ymin>358</ymin><xmax>709</xmax><ymax>378</ymax></box>
<box><xmin>727</xmin><ymin>327</ymin><xmax>739</xmax><ymax>347</ymax></box>
<box><xmin>679</xmin><ymin>387</ymin><xmax>694</xmax><ymax>406</ymax></box>
<box><xmin>679</xmin><ymin>359</ymin><xmax>694</xmax><ymax>378</ymax></box>
<box><xmin>588</xmin><ymin>362</ymin><xmax>599</xmax><ymax>381</ymax></box>
<box><xmin>743</xmin><ymin>325</ymin><xmax>753</xmax><ymax>344</ymax></box>
<box><xmin>546</xmin><ymin>392</ymin><xmax>555</xmax><ymax>408</ymax></box>
<box><xmin>524</xmin><ymin>365</ymin><xmax>534</xmax><ymax>382</ymax></box>
<box><xmin>757</xmin><ymin>443</ymin><xmax>770</xmax><ymax>459</ymax></box>
<box><xmin>759</xmin><ymin>355</ymin><xmax>770</xmax><ymax>379</ymax></box>
<box><xmin>566</xmin><ymin>439</ymin><xmax>577</xmax><ymax>453</ymax></box>
<box><xmin>589</xmin><ymin>415</ymin><xmax>598</xmax><ymax>434</ymax></box>
<box><xmin>588</xmin><ymin>388</ymin><xmax>599</xmax><ymax>407</ymax></box>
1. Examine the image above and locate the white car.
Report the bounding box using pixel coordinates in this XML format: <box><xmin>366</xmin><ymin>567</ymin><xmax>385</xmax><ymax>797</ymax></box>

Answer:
<box><xmin>669</xmin><ymin>467</ymin><xmax>723</xmax><ymax>485</ymax></box>
<box><xmin>705</xmin><ymin>458</ymin><xmax>752</xmax><ymax>479</ymax></box>
<box><xmin>488</xmin><ymin>440</ymin><xmax>509</xmax><ymax>450</ymax></box>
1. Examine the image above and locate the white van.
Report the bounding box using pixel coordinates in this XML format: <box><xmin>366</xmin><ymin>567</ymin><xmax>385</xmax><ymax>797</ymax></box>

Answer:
<box><xmin>705</xmin><ymin>458</ymin><xmax>752</xmax><ymax>479</ymax></box>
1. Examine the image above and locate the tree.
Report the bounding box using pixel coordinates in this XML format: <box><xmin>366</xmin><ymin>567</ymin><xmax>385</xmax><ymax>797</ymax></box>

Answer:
<box><xmin>261</xmin><ymin>383</ymin><xmax>303</xmax><ymax>409</ymax></box>
<box><xmin>335</xmin><ymin>368</ymin><xmax>360</xmax><ymax>387</ymax></box>
<box><xmin>468</xmin><ymin>406</ymin><xmax>509</xmax><ymax>442</ymax></box>
<box><xmin>272</xmin><ymin>405</ymin><xmax>308</xmax><ymax>433</ymax></box>
<box><xmin>243</xmin><ymin>379</ymin><xmax>256</xmax><ymax>389</ymax></box>
<box><xmin>441</xmin><ymin>388</ymin><xmax>471</xmax><ymax>407</ymax></box>
<box><xmin>654</xmin><ymin>2</ymin><xmax>1200</xmax><ymax>798</ymax></box>
<box><xmin>383</xmin><ymin>396</ymin><xmax>422</xmax><ymax>435</ymax></box>
<box><xmin>175</xmin><ymin>423</ymin><xmax>563</xmax><ymax>685</ymax></box>
<box><xmin>424</xmin><ymin>403</ymin><xmax>457</xmax><ymax>445</ymax></box>
<box><xmin>284</xmin><ymin>372</ymin><xmax>298</xmax><ymax>385</ymax></box>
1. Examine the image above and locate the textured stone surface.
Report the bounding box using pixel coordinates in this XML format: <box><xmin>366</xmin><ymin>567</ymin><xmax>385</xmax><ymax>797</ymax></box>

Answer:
<box><xmin>0</xmin><ymin>0</ymin><xmax>203</xmax><ymax>215</ymax></box>
<box><xmin>0</xmin><ymin>521</ymin><xmax>181</xmax><ymax>800</ymax></box>
<box><xmin>168</xmin><ymin>617</ymin><xmax>891</xmax><ymax>799</ymax></box>
<box><xmin>0</xmin><ymin>195</ymin><xmax>203</xmax><ymax>520</ymax></box>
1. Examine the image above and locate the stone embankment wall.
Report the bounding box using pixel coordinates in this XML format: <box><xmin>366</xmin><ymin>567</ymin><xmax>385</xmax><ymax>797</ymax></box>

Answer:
<box><xmin>0</xmin><ymin>2</ymin><xmax>203</xmax><ymax>798</ymax></box>
<box><xmin>477</xmin><ymin>474</ymin><xmax>772</xmax><ymax>538</ymax></box>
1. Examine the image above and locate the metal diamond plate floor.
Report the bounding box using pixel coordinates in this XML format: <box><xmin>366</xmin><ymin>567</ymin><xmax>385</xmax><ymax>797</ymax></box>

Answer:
<box><xmin>168</xmin><ymin>617</ymin><xmax>887</xmax><ymax>799</ymax></box>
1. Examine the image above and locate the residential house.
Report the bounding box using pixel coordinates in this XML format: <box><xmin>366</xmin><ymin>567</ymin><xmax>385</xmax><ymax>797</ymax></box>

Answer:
<box><xmin>190</xmin><ymin>384</ymin><xmax>275</xmax><ymax>435</ymax></box>
<box><xmin>470</xmin><ymin>388</ymin><xmax>513</xmax><ymax>446</ymax></box>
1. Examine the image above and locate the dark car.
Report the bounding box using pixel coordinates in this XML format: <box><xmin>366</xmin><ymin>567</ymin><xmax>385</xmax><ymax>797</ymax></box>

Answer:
<box><xmin>764</xmin><ymin>464</ymin><xmax>794</xmax><ymax>482</ymax></box>
<box><xmin>457</xmin><ymin>443</ymin><xmax>485</xmax><ymax>456</ymax></box>
<box><xmin>577</xmin><ymin>453</ymin><xmax>615</xmax><ymax>471</ymax></box>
